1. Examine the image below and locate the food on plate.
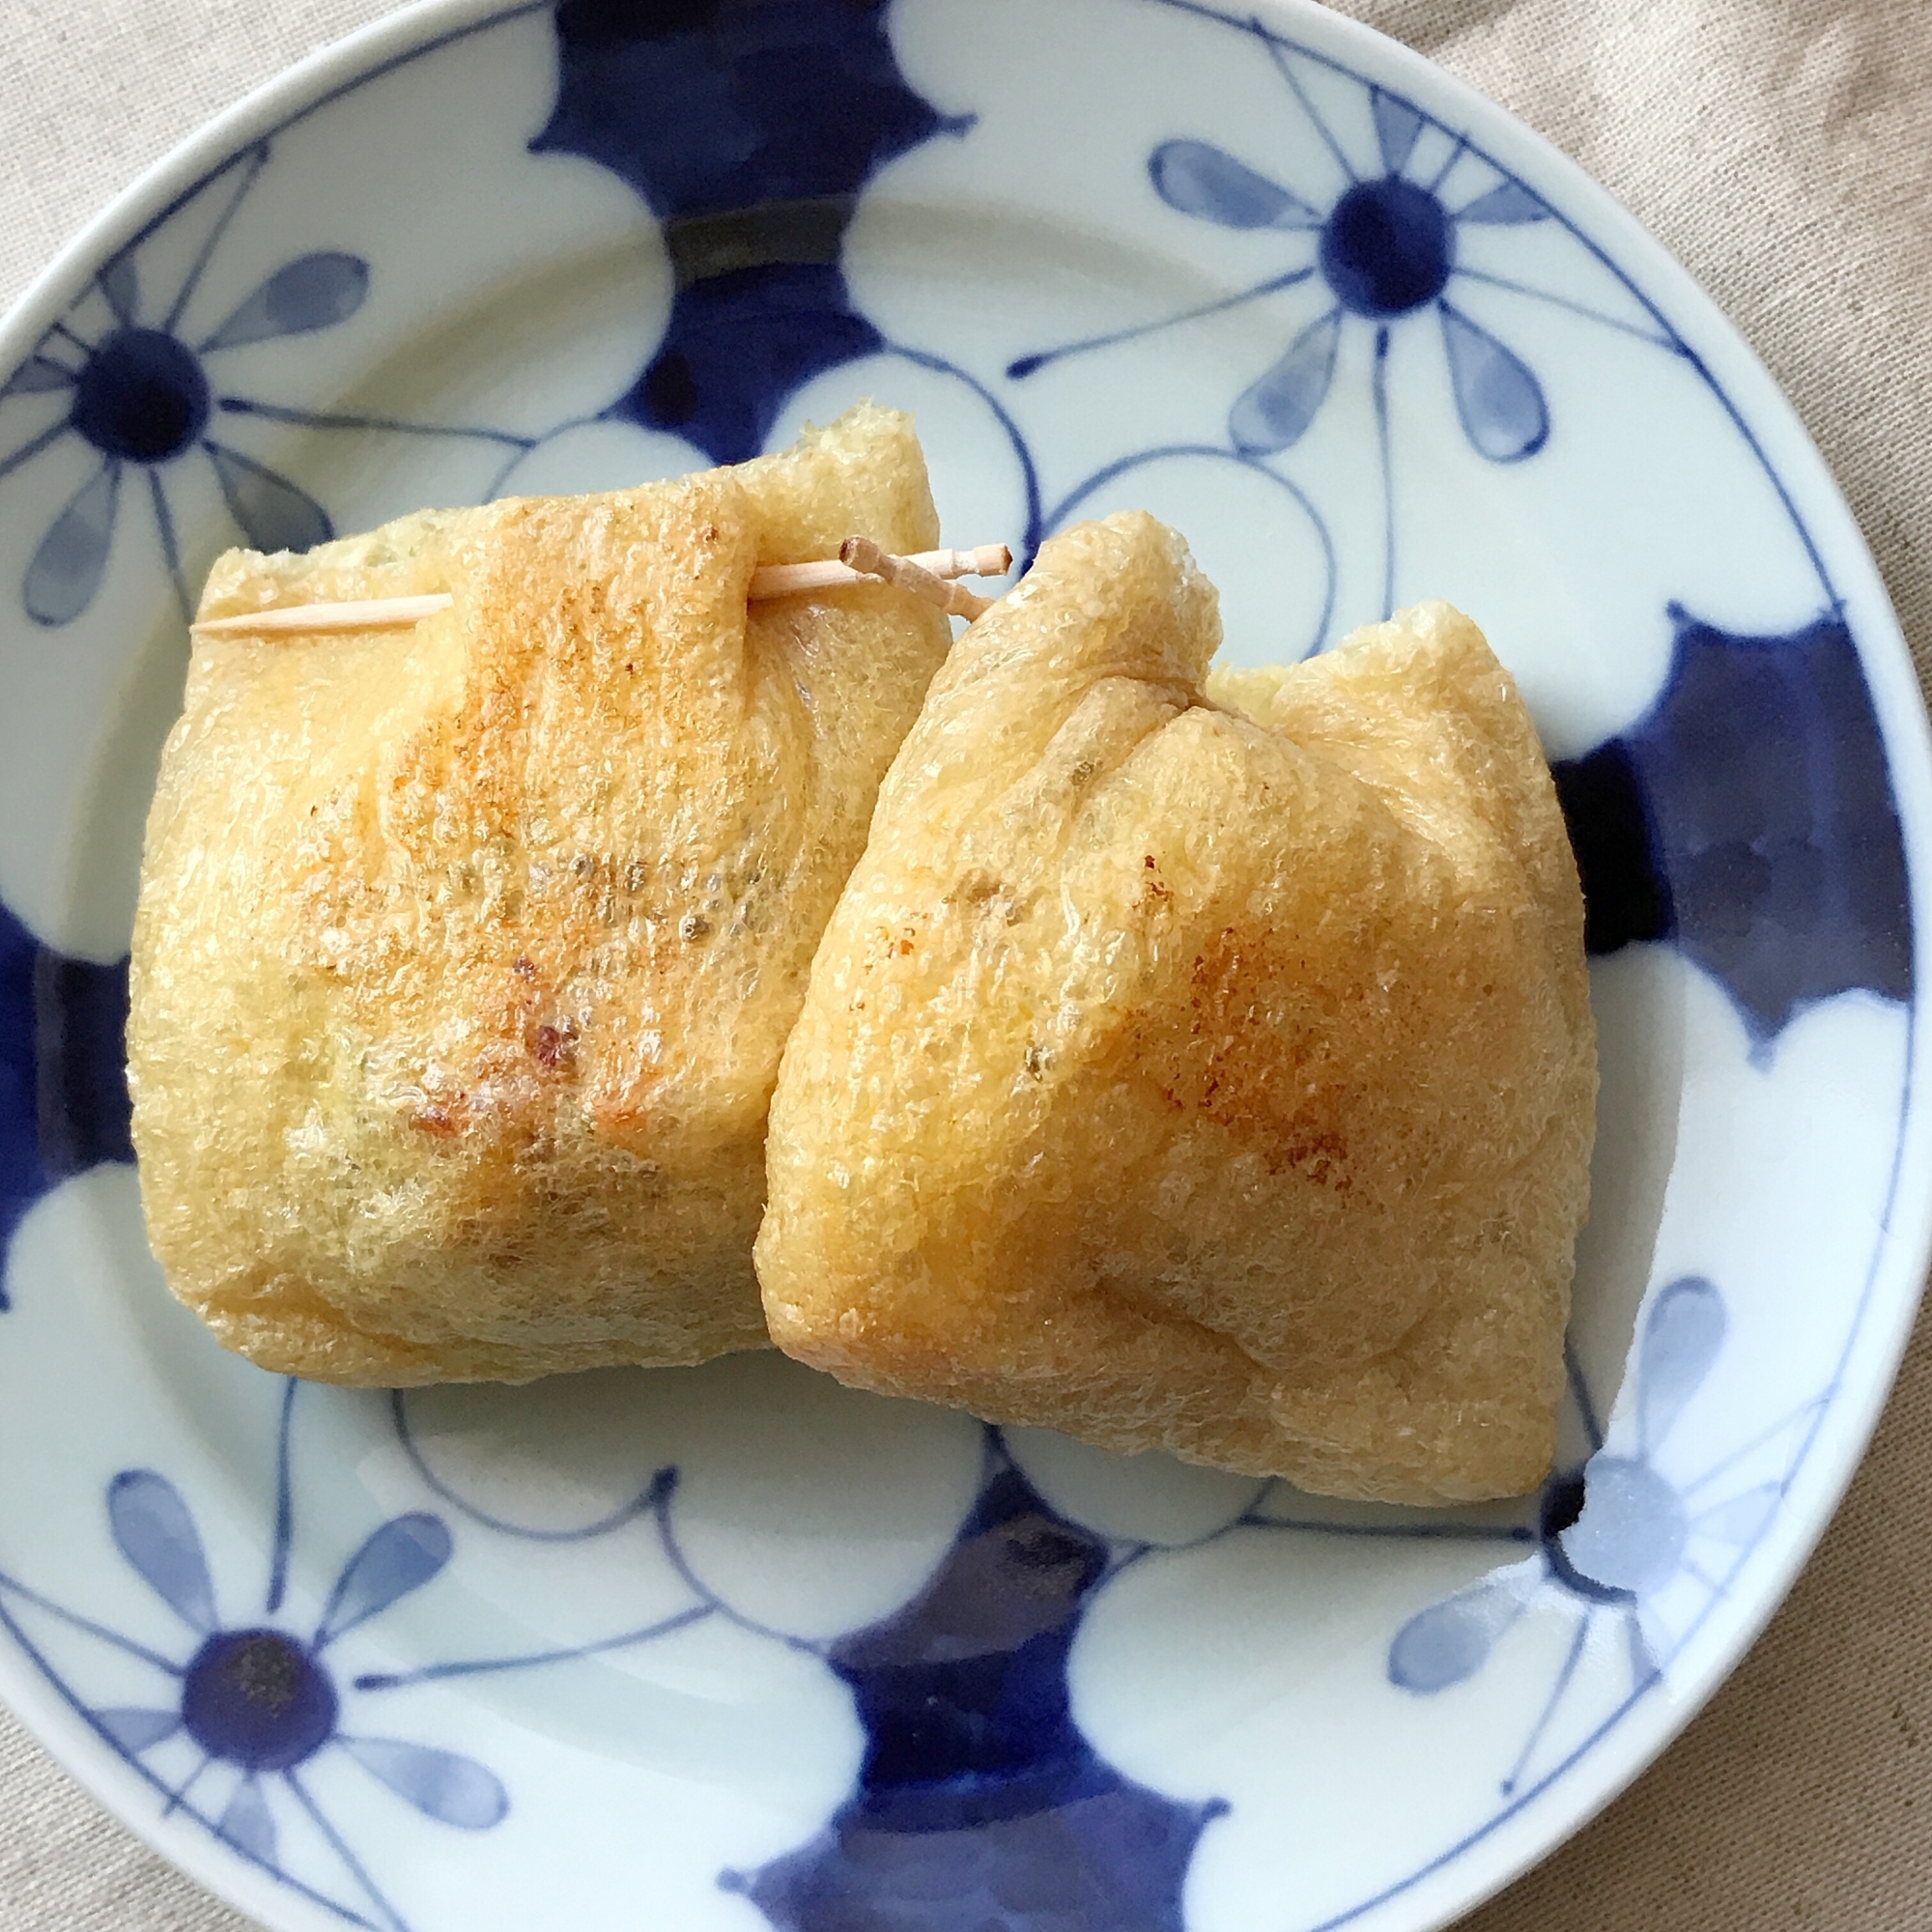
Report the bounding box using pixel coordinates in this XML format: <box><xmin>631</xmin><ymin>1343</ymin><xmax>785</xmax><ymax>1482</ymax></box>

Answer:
<box><xmin>128</xmin><ymin>405</ymin><xmax>953</xmax><ymax>1384</ymax></box>
<box><xmin>755</xmin><ymin>512</ymin><xmax>1597</xmax><ymax>1504</ymax></box>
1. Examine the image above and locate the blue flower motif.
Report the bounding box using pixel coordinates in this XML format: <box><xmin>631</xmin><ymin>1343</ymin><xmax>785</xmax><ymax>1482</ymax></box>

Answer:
<box><xmin>1386</xmin><ymin>1277</ymin><xmax>1789</xmax><ymax>1793</ymax></box>
<box><xmin>97</xmin><ymin>1464</ymin><xmax>503</xmax><ymax>1811</ymax></box>
<box><xmin>0</xmin><ymin>142</ymin><xmax>368</xmax><ymax>627</ymax></box>
<box><xmin>724</xmin><ymin>1441</ymin><xmax>1223</xmax><ymax>1932</ymax></box>
<box><xmin>1142</xmin><ymin>99</ymin><xmax>1550</xmax><ymax>464</ymax></box>
<box><xmin>0</xmin><ymin>898</ymin><xmax>136</xmax><ymax>1299</ymax></box>
<box><xmin>394</xmin><ymin>1399</ymin><xmax>1227</xmax><ymax>1930</ymax></box>
<box><xmin>1009</xmin><ymin>69</ymin><xmax>1551</xmax><ymax>471</ymax></box>
<box><xmin>0</xmin><ymin>1384</ymin><xmax>503</xmax><ymax>1932</ymax></box>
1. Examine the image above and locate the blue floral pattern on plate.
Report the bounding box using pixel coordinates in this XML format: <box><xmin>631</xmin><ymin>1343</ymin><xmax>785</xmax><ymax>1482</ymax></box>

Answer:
<box><xmin>1552</xmin><ymin>607</ymin><xmax>1912</xmax><ymax>1044</ymax></box>
<box><xmin>0</xmin><ymin>898</ymin><xmax>131</xmax><ymax>1286</ymax></box>
<box><xmin>1006</xmin><ymin>64</ymin><xmax>1559</xmax><ymax>624</ymax></box>
<box><xmin>1388</xmin><ymin>1280</ymin><xmax>1757</xmax><ymax>1793</ymax></box>
<box><xmin>0</xmin><ymin>145</ymin><xmax>362</xmax><ymax>624</ymax></box>
<box><xmin>0</xmin><ymin>1384</ymin><xmax>505</xmax><ymax>1932</ymax></box>
<box><xmin>1129</xmin><ymin>115</ymin><xmax>1555</xmax><ymax>467</ymax></box>
<box><xmin>400</xmin><ymin>1406</ymin><xmax>1224</xmax><ymax>1932</ymax></box>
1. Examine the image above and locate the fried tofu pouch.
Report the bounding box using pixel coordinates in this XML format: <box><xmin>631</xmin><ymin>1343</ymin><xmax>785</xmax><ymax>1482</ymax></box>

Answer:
<box><xmin>756</xmin><ymin>512</ymin><xmax>1596</xmax><ymax>1504</ymax></box>
<box><xmin>128</xmin><ymin>405</ymin><xmax>952</xmax><ymax>1384</ymax></box>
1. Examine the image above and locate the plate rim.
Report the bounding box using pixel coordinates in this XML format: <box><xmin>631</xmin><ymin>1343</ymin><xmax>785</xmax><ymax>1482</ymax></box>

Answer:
<box><xmin>0</xmin><ymin>2</ymin><xmax>1926</xmax><ymax>1928</ymax></box>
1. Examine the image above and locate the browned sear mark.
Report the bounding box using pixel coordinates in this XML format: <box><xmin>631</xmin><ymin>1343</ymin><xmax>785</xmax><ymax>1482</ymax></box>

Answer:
<box><xmin>533</xmin><ymin>1023</ymin><xmax>577</xmax><ymax>1070</ymax></box>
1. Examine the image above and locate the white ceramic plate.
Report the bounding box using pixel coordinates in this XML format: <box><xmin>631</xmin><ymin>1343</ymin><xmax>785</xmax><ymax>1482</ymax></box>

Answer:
<box><xmin>1</xmin><ymin>4</ymin><xmax>1927</xmax><ymax>1930</ymax></box>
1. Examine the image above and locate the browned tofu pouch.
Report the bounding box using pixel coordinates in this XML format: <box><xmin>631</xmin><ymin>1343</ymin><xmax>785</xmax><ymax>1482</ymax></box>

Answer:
<box><xmin>756</xmin><ymin>511</ymin><xmax>1597</xmax><ymax>1504</ymax></box>
<box><xmin>128</xmin><ymin>405</ymin><xmax>952</xmax><ymax>1384</ymax></box>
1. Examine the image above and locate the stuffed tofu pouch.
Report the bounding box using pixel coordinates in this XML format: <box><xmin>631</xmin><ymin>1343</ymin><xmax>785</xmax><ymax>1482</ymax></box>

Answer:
<box><xmin>757</xmin><ymin>511</ymin><xmax>1596</xmax><ymax>1504</ymax></box>
<box><xmin>129</xmin><ymin>406</ymin><xmax>952</xmax><ymax>1384</ymax></box>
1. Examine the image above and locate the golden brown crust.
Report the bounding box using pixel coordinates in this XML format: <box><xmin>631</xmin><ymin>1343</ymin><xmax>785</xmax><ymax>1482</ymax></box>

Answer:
<box><xmin>129</xmin><ymin>405</ymin><xmax>952</xmax><ymax>1384</ymax></box>
<box><xmin>756</xmin><ymin>512</ymin><xmax>1597</xmax><ymax>1503</ymax></box>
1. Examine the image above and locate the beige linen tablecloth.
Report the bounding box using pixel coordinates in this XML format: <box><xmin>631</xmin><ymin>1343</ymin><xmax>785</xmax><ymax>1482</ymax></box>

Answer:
<box><xmin>1</xmin><ymin>1</ymin><xmax>1927</xmax><ymax>1925</ymax></box>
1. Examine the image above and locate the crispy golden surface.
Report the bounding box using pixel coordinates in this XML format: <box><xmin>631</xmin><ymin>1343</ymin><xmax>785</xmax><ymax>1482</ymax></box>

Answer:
<box><xmin>129</xmin><ymin>406</ymin><xmax>952</xmax><ymax>1383</ymax></box>
<box><xmin>756</xmin><ymin>513</ymin><xmax>1597</xmax><ymax>1502</ymax></box>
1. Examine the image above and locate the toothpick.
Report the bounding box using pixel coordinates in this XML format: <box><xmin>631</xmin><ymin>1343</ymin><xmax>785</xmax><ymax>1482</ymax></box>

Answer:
<box><xmin>750</xmin><ymin>543</ymin><xmax>1010</xmax><ymax>600</ymax></box>
<box><xmin>840</xmin><ymin>537</ymin><xmax>995</xmax><ymax>619</ymax></box>
<box><xmin>189</xmin><ymin>540</ymin><xmax>1014</xmax><ymax>638</ymax></box>
<box><xmin>192</xmin><ymin>594</ymin><xmax>454</xmax><ymax>637</ymax></box>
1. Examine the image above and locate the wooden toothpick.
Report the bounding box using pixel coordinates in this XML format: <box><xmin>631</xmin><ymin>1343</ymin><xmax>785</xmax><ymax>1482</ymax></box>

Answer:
<box><xmin>750</xmin><ymin>542</ymin><xmax>1009</xmax><ymax>600</ymax></box>
<box><xmin>191</xmin><ymin>593</ymin><xmax>455</xmax><ymax>637</ymax></box>
<box><xmin>189</xmin><ymin>540</ymin><xmax>1013</xmax><ymax>638</ymax></box>
<box><xmin>839</xmin><ymin>537</ymin><xmax>995</xmax><ymax>619</ymax></box>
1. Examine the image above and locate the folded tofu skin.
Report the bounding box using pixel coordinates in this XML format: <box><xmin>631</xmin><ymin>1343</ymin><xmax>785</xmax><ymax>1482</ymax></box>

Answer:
<box><xmin>128</xmin><ymin>406</ymin><xmax>952</xmax><ymax>1384</ymax></box>
<box><xmin>758</xmin><ymin>513</ymin><xmax>1598</xmax><ymax>1504</ymax></box>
